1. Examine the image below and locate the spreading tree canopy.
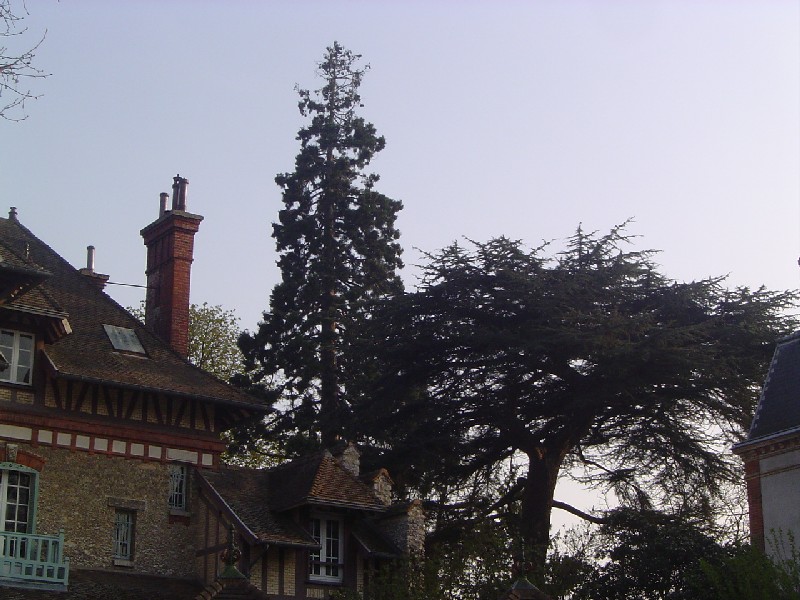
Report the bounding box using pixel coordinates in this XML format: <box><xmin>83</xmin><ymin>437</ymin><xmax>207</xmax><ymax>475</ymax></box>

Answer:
<box><xmin>240</xmin><ymin>42</ymin><xmax>403</xmax><ymax>447</ymax></box>
<box><xmin>353</xmin><ymin>225</ymin><xmax>796</xmax><ymax>574</ymax></box>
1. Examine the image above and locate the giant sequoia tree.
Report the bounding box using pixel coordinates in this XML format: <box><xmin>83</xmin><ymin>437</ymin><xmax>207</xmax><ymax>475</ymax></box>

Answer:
<box><xmin>354</xmin><ymin>226</ymin><xmax>796</xmax><ymax>574</ymax></box>
<box><xmin>240</xmin><ymin>43</ymin><xmax>403</xmax><ymax>447</ymax></box>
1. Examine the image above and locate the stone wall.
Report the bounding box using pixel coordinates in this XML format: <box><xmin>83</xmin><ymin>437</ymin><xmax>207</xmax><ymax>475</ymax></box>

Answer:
<box><xmin>375</xmin><ymin>500</ymin><xmax>426</xmax><ymax>556</ymax></box>
<box><xmin>18</xmin><ymin>443</ymin><xmax>197</xmax><ymax>578</ymax></box>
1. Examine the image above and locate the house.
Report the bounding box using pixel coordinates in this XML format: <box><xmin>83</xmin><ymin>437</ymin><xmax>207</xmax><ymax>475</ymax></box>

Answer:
<box><xmin>733</xmin><ymin>331</ymin><xmax>800</xmax><ymax>557</ymax></box>
<box><xmin>195</xmin><ymin>445</ymin><xmax>425</xmax><ymax>598</ymax></box>
<box><xmin>0</xmin><ymin>176</ymin><xmax>423</xmax><ymax>598</ymax></box>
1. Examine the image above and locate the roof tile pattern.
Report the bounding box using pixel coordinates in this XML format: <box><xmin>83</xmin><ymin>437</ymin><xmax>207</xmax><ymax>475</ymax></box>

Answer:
<box><xmin>0</xmin><ymin>216</ymin><xmax>261</xmax><ymax>408</ymax></box>
<box><xmin>351</xmin><ymin>520</ymin><xmax>401</xmax><ymax>558</ymax></box>
<box><xmin>199</xmin><ymin>453</ymin><xmax>388</xmax><ymax>547</ymax></box>
<box><xmin>267</xmin><ymin>451</ymin><xmax>387</xmax><ymax>511</ymax></box>
<box><xmin>199</xmin><ymin>466</ymin><xmax>317</xmax><ymax>547</ymax></box>
<box><xmin>748</xmin><ymin>332</ymin><xmax>800</xmax><ymax>441</ymax></box>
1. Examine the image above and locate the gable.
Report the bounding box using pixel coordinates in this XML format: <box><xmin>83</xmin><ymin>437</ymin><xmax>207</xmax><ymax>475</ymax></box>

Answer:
<box><xmin>267</xmin><ymin>452</ymin><xmax>386</xmax><ymax>512</ymax></box>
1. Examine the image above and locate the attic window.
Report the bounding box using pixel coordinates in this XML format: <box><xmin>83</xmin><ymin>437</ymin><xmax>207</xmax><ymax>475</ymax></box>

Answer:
<box><xmin>103</xmin><ymin>325</ymin><xmax>146</xmax><ymax>355</ymax></box>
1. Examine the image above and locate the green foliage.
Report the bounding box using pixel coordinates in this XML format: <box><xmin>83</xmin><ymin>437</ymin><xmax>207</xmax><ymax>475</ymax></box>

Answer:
<box><xmin>239</xmin><ymin>41</ymin><xmax>403</xmax><ymax>448</ymax></box>
<box><xmin>700</xmin><ymin>534</ymin><xmax>800</xmax><ymax>600</ymax></box>
<box><xmin>354</xmin><ymin>226</ymin><xmax>797</xmax><ymax>571</ymax></box>
<box><xmin>129</xmin><ymin>301</ymin><xmax>244</xmax><ymax>381</ymax></box>
<box><xmin>544</xmin><ymin>525</ymin><xmax>599</xmax><ymax>599</ymax></box>
<box><xmin>560</xmin><ymin>512</ymin><xmax>800</xmax><ymax>600</ymax></box>
<box><xmin>572</xmin><ymin>509</ymin><xmax>728</xmax><ymax>600</ymax></box>
<box><xmin>187</xmin><ymin>302</ymin><xmax>243</xmax><ymax>382</ymax></box>
<box><xmin>330</xmin><ymin>527</ymin><xmax>513</xmax><ymax>600</ymax></box>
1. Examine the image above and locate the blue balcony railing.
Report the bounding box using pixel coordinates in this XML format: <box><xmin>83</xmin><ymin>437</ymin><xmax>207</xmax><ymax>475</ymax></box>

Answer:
<box><xmin>0</xmin><ymin>529</ymin><xmax>69</xmax><ymax>590</ymax></box>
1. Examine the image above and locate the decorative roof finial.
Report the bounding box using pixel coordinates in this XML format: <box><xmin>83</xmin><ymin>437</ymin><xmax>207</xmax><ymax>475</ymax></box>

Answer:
<box><xmin>219</xmin><ymin>524</ymin><xmax>245</xmax><ymax>580</ymax></box>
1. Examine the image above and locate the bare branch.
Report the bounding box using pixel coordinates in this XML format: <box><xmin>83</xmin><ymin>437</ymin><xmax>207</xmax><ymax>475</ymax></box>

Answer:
<box><xmin>1</xmin><ymin>0</ymin><xmax>48</xmax><ymax>121</ymax></box>
<box><xmin>552</xmin><ymin>500</ymin><xmax>609</xmax><ymax>525</ymax></box>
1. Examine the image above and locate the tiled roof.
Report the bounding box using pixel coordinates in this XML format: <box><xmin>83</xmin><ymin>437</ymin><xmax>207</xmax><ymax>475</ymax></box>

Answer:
<box><xmin>747</xmin><ymin>332</ymin><xmax>800</xmax><ymax>442</ymax></box>
<box><xmin>198</xmin><ymin>453</ymin><xmax>388</xmax><ymax>547</ymax></box>
<box><xmin>3</xmin><ymin>283</ymin><xmax>67</xmax><ymax>318</ymax></box>
<box><xmin>198</xmin><ymin>466</ymin><xmax>318</xmax><ymax>548</ymax></box>
<box><xmin>0</xmin><ymin>216</ymin><xmax>262</xmax><ymax>409</ymax></box>
<box><xmin>0</xmin><ymin>234</ymin><xmax>54</xmax><ymax>308</ymax></box>
<box><xmin>351</xmin><ymin>520</ymin><xmax>401</xmax><ymax>558</ymax></box>
<box><xmin>0</xmin><ymin>569</ymin><xmax>204</xmax><ymax>600</ymax></box>
<box><xmin>267</xmin><ymin>451</ymin><xmax>388</xmax><ymax>512</ymax></box>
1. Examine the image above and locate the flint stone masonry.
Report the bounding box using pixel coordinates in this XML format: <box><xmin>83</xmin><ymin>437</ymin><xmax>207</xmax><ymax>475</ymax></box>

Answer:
<box><xmin>25</xmin><ymin>444</ymin><xmax>197</xmax><ymax>578</ymax></box>
<box><xmin>335</xmin><ymin>444</ymin><xmax>360</xmax><ymax>477</ymax></box>
<box><xmin>376</xmin><ymin>500</ymin><xmax>426</xmax><ymax>556</ymax></box>
<box><xmin>366</xmin><ymin>469</ymin><xmax>393</xmax><ymax>506</ymax></box>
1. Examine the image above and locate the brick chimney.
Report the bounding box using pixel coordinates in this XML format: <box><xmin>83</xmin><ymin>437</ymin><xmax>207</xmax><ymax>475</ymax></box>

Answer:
<box><xmin>140</xmin><ymin>175</ymin><xmax>203</xmax><ymax>357</ymax></box>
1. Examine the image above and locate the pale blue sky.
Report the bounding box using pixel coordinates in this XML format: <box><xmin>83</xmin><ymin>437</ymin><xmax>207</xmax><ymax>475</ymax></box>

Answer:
<box><xmin>4</xmin><ymin>1</ymin><xmax>798</xmax><ymax>331</ymax></box>
<box><xmin>3</xmin><ymin>1</ymin><xmax>799</xmax><ymax>522</ymax></box>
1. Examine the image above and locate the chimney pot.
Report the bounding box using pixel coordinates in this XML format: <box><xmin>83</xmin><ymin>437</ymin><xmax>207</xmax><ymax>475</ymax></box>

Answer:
<box><xmin>171</xmin><ymin>175</ymin><xmax>188</xmax><ymax>211</ymax></box>
<box><xmin>172</xmin><ymin>175</ymin><xmax>181</xmax><ymax>210</ymax></box>
<box><xmin>159</xmin><ymin>193</ymin><xmax>169</xmax><ymax>217</ymax></box>
<box><xmin>8</xmin><ymin>207</ymin><xmax>18</xmax><ymax>221</ymax></box>
<box><xmin>79</xmin><ymin>245</ymin><xmax>109</xmax><ymax>290</ymax></box>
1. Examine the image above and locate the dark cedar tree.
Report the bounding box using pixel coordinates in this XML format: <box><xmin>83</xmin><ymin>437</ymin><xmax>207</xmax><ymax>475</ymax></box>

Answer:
<box><xmin>240</xmin><ymin>42</ymin><xmax>403</xmax><ymax>448</ymax></box>
<box><xmin>355</xmin><ymin>225</ymin><xmax>797</xmax><ymax>576</ymax></box>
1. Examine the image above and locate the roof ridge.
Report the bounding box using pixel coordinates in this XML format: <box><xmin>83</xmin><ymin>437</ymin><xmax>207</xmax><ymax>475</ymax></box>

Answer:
<box><xmin>266</xmin><ymin>451</ymin><xmax>325</xmax><ymax>473</ymax></box>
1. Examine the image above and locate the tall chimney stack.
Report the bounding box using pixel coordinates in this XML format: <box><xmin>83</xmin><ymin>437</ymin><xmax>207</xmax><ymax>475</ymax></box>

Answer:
<box><xmin>140</xmin><ymin>175</ymin><xmax>203</xmax><ymax>357</ymax></box>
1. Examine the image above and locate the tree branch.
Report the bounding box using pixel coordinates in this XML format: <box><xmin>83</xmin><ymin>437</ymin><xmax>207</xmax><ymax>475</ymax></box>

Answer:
<box><xmin>552</xmin><ymin>499</ymin><xmax>609</xmax><ymax>525</ymax></box>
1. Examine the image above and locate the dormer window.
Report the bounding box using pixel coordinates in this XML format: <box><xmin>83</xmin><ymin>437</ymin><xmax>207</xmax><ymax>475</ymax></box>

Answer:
<box><xmin>0</xmin><ymin>330</ymin><xmax>34</xmax><ymax>385</ymax></box>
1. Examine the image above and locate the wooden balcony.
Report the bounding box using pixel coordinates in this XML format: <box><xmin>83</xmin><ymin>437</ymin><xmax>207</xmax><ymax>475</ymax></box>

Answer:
<box><xmin>0</xmin><ymin>529</ymin><xmax>69</xmax><ymax>591</ymax></box>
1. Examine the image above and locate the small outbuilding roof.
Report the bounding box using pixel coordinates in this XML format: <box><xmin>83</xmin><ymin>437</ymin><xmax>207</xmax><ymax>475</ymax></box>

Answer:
<box><xmin>197</xmin><ymin>451</ymin><xmax>397</xmax><ymax>551</ymax></box>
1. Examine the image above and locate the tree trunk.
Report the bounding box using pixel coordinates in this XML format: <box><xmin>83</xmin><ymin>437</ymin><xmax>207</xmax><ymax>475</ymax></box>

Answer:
<box><xmin>319</xmin><ymin>180</ymin><xmax>339</xmax><ymax>447</ymax></box>
<box><xmin>519</xmin><ymin>448</ymin><xmax>566</xmax><ymax>577</ymax></box>
<box><xmin>319</xmin><ymin>72</ymin><xmax>340</xmax><ymax>448</ymax></box>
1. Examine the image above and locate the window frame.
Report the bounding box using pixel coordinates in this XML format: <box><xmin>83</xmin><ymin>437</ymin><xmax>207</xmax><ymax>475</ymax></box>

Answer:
<box><xmin>0</xmin><ymin>329</ymin><xmax>34</xmax><ymax>386</ymax></box>
<box><xmin>168</xmin><ymin>463</ymin><xmax>188</xmax><ymax>512</ymax></box>
<box><xmin>113</xmin><ymin>509</ymin><xmax>136</xmax><ymax>564</ymax></box>
<box><xmin>0</xmin><ymin>462</ymin><xmax>38</xmax><ymax>535</ymax></box>
<box><xmin>309</xmin><ymin>515</ymin><xmax>344</xmax><ymax>583</ymax></box>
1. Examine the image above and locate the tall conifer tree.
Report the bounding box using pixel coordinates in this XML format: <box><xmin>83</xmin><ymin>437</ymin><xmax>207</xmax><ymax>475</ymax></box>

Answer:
<box><xmin>240</xmin><ymin>42</ymin><xmax>403</xmax><ymax>448</ymax></box>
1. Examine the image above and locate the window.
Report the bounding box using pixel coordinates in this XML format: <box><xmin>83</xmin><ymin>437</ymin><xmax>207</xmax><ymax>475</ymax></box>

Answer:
<box><xmin>0</xmin><ymin>330</ymin><xmax>34</xmax><ymax>385</ymax></box>
<box><xmin>113</xmin><ymin>510</ymin><xmax>135</xmax><ymax>562</ymax></box>
<box><xmin>168</xmin><ymin>464</ymin><xmax>187</xmax><ymax>511</ymax></box>
<box><xmin>309</xmin><ymin>517</ymin><xmax>343</xmax><ymax>582</ymax></box>
<box><xmin>0</xmin><ymin>464</ymin><xmax>36</xmax><ymax>534</ymax></box>
<box><xmin>103</xmin><ymin>325</ymin><xmax>146</xmax><ymax>355</ymax></box>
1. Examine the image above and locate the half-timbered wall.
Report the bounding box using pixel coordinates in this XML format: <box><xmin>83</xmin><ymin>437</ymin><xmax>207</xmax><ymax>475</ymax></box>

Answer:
<box><xmin>44</xmin><ymin>377</ymin><xmax>217</xmax><ymax>433</ymax></box>
<box><xmin>0</xmin><ymin>374</ymin><xmax>226</xmax><ymax>467</ymax></box>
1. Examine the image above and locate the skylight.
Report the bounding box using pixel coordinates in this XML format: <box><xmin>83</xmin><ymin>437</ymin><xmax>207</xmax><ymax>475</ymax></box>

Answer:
<box><xmin>103</xmin><ymin>325</ymin><xmax>146</xmax><ymax>355</ymax></box>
